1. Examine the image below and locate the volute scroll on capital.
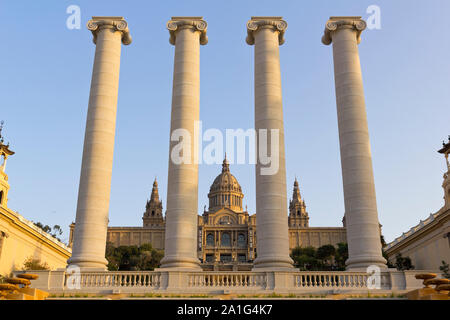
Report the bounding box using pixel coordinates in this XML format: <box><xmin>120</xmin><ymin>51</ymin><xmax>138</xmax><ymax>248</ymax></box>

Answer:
<box><xmin>246</xmin><ymin>17</ymin><xmax>287</xmax><ymax>46</ymax></box>
<box><xmin>87</xmin><ymin>17</ymin><xmax>132</xmax><ymax>45</ymax></box>
<box><xmin>321</xmin><ymin>16</ymin><xmax>366</xmax><ymax>45</ymax></box>
<box><xmin>167</xmin><ymin>17</ymin><xmax>208</xmax><ymax>45</ymax></box>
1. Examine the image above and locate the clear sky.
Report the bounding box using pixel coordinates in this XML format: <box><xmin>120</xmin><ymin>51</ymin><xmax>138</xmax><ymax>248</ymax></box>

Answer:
<box><xmin>1</xmin><ymin>0</ymin><xmax>449</xmax><ymax>245</ymax></box>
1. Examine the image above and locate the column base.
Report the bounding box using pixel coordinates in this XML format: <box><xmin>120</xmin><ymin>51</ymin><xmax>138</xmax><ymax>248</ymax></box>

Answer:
<box><xmin>154</xmin><ymin>267</ymin><xmax>202</xmax><ymax>272</ymax></box>
<box><xmin>67</xmin><ymin>255</ymin><xmax>108</xmax><ymax>271</ymax></box>
<box><xmin>252</xmin><ymin>256</ymin><xmax>294</xmax><ymax>271</ymax></box>
<box><xmin>251</xmin><ymin>267</ymin><xmax>299</xmax><ymax>272</ymax></box>
<box><xmin>345</xmin><ymin>255</ymin><xmax>387</xmax><ymax>270</ymax></box>
<box><xmin>159</xmin><ymin>256</ymin><xmax>202</xmax><ymax>271</ymax></box>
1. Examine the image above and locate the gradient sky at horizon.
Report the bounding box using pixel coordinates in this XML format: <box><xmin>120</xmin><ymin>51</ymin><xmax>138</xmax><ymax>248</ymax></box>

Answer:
<box><xmin>1</xmin><ymin>0</ymin><xmax>449</xmax><ymax>245</ymax></box>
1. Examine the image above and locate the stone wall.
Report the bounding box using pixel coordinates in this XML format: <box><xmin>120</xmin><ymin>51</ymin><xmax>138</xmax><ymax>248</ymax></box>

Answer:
<box><xmin>288</xmin><ymin>227</ymin><xmax>347</xmax><ymax>249</ymax></box>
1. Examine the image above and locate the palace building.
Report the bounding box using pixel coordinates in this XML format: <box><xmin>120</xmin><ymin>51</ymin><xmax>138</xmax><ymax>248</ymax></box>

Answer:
<box><xmin>69</xmin><ymin>157</ymin><xmax>347</xmax><ymax>271</ymax></box>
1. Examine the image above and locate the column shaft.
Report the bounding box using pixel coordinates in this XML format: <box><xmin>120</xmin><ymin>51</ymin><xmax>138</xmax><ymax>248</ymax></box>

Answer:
<box><xmin>68</xmin><ymin>17</ymin><xmax>131</xmax><ymax>270</ymax></box>
<box><xmin>160</xmin><ymin>18</ymin><xmax>207</xmax><ymax>270</ymax></box>
<box><xmin>323</xmin><ymin>17</ymin><xmax>386</xmax><ymax>269</ymax></box>
<box><xmin>247</xmin><ymin>17</ymin><xmax>293</xmax><ymax>270</ymax></box>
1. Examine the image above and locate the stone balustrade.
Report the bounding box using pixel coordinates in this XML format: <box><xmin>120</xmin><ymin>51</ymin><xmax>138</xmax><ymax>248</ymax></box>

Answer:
<box><xmin>17</xmin><ymin>269</ymin><xmax>436</xmax><ymax>295</ymax></box>
<box><xmin>70</xmin><ymin>271</ymin><xmax>162</xmax><ymax>289</ymax></box>
<box><xmin>293</xmin><ymin>271</ymin><xmax>390</xmax><ymax>290</ymax></box>
<box><xmin>188</xmin><ymin>272</ymin><xmax>267</xmax><ymax>289</ymax></box>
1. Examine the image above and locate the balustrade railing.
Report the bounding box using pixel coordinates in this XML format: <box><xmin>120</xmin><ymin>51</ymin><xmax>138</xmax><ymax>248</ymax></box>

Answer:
<box><xmin>65</xmin><ymin>271</ymin><xmax>161</xmax><ymax>289</ymax></box>
<box><xmin>62</xmin><ymin>270</ymin><xmax>390</xmax><ymax>291</ymax></box>
<box><xmin>188</xmin><ymin>272</ymin><xmax>267</xmax><ymax>288</ymax></box>
<box><xmin>293</xmin><ymin>271</ymin><xmax>390</xmax><ymax>289</ymax></box>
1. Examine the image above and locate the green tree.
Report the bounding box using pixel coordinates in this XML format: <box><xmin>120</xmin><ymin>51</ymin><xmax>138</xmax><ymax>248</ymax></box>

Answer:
<box><xmin>105</xmin><ymin>243</ymin><xmax>163</xmax><ymax>271</ymax></box>
<box><xmin>316</xmin><ymin>245</ymin><xmax>336</xmax><ymax>262</ymax></box>
<box><xmin>291</xmin><ymin>244</ymin><xmax>350</xmax><ymax>271</ymax></box>
<box><xmin>22</xmin><ymin>257</ymin><xmax>50</xmax><ymax>270</ymax></box>
<box><xmin>51</xmin><ymin>225</ymin><xmax>63</xmax><ymax>241</ymax></box>
<box><xmin>290</xmin><ymin>246</ymin><xmax>318</xmax><ymax>270</ymax></box>
<box><xmin>380</xmin><ymin>235</ymin><xmax>387</xmax><ymax>248</ymax></box>
<box><xmin>439</xmin><ymin>261</ymin><xmax>450</xmax><ymax>279</ymax></box>
<box><xmin>394</xmin><ymin>253</ymin><xmax>414</xmax><ymax>271</ymax></box>
<box><xmin>335</xmin><ymin>242</ymin><xmax>348</xmax><ymax>270</ymax></box>
<box><xmin>379</xmin><ymin>234</ymin><xmax>395</xmax><ymax>268</ymax></box>
<box><xmin>33</xmin><ymin>222</ymin><xmax>64</xmax><ymax>242</ymax></box>
<box><xmin>34</xmin><ymin>221</ymin><xmax>52</xmax><ymax>233</ymax></box>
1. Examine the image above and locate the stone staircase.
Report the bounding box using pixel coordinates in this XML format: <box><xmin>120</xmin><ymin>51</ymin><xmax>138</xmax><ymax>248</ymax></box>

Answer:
<box><xmin>0</xmin><ymin>273</ymin><xmax>49</xmax><ymax>300</ymax></box>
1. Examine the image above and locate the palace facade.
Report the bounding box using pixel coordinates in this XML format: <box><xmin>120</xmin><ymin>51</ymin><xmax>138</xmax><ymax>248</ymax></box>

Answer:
<box><xmin>69</xmin><ymin>157</ymin><xmax>346</xmax><ymax>270</ymax></box>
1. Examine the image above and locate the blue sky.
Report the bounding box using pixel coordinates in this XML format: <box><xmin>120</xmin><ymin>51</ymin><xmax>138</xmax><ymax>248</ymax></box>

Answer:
<box><xmin>1</xmin><ymin>0</ymin><xmax>449</xmax><ymax>245</ymax></box>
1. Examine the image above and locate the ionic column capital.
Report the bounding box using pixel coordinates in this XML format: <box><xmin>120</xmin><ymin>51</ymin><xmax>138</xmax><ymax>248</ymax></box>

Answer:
<box><xmin>87</xmin><ymin>16</ymin><xmax>132</xmax><ymax>45</ymax></box>
<box><xmin>167</xmin><ymin>17</ymin><xmax>208</xmax><ymax>45</ymax></box>
<box><xmin>321</xmin><ymin>16</ymin><xmax>366</xmax><ymax>45</ymax></box>
<box><xmin>246</xmin><ymin>17</ymin><xmax>287</xmax><ymax>45</ymax></box>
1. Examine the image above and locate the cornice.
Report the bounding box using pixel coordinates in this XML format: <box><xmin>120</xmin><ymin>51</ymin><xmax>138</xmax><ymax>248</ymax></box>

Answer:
<box><xmin>385</xmin><ymin>208</ymin><xmax>450</xmax><ymax>253</ymax></box>
<box><xmin>0</xmin><ymin>206</ymin><xmax>71</xmax><ymax>256</ymax></box>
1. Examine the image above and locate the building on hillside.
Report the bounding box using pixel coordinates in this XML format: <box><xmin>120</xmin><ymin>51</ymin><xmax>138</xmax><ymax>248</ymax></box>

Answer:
<box><xmin>70</xmin><ymin>157</ymin><xmax>347</xmax><ymax>270</ymax></box>
<box><xmin>0</xmin><ymin>129</ymin><xmax>71</xmax><ymax>276</ymax></box>
<box><xmin>385</xmin><ymin>138</ymin><xmax>450</xmax><ymax>270</ymax></box>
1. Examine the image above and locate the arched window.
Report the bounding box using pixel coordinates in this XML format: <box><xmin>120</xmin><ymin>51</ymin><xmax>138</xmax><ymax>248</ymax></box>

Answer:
<box><xmin>221</xmin><ymin>233</ymin><xmax>231</xmax><ymax>247</ymax></box>
<box><xmin>206</xmin><ymin>233</ymin><xmax>214</xmax><ymax>246</ymax></box>
<box><xmin>237</xmin><ymin>233</ymin><xmax>246</xmax><ymax>247</ymax></box>
<box><xmin>151</xmin><ymin>210</ymin><xmax>155</xmax><ymax>216</ymax></box>
<box><xmin>0</xmin><ymin>191</ymin><xmax>3</xmax><ymax>205</ymax></box>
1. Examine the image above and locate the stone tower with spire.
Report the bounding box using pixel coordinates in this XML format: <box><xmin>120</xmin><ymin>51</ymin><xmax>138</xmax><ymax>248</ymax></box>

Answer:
<box><xmin>288</xmin><ymin>178</ymin><xmax>309</xmax><ymax>227</ymax></box>
<box><xmin>142</xmin><ymin>178</ymin><xmax>164</xmax><ymax>228</ymax></box>
<box><xmin>0</xmin><ymin>121</ymin><xmax>14</xmax><ymax>208</ymax></box>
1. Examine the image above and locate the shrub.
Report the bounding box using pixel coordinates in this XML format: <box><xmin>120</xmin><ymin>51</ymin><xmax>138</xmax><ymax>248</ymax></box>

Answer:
<box><xmin>22</xmin><ymin>256</ymin><xmax>50</xmax><ymax>270</ymax></box>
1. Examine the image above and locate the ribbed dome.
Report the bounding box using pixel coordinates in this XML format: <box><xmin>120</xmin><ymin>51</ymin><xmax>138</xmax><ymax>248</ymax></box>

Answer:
<box><xmin>209</xmin><ymin>157</ymin><xmax>242</xmax><ymax>194</ymax></box>
<box><xmin>207</xmin><ymin>156</ymin><xmax>244</xmax><ymax>212</ymax></box>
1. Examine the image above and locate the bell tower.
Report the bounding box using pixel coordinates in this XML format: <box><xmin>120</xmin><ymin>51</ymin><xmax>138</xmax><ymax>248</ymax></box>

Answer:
<box><xmin>288</xmin><ymin>178</ymin><xmax>309</xmax><ymax>227</ymax></box>
<box><xmin>0</xmin><ymin>121</ymin><xmax>14</xmax><ymax>208</ymax></box>
<box><xmin>142</xmin><ymin>178</ymin><xmax>164</xmax><ymax>227</ymax></box>
<box><xmin>438</xmin><ymin>136</ymin><xmax>450</xmax><ymax>208</ymax></box>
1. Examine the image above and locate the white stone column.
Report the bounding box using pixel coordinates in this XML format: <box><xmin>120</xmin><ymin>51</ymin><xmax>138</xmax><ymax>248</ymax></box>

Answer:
<box><xmin>246</xmin><ymin>17</ymin><xmax>293</xmax><ymax>270</ymax></box>
<box><xmin>159</xmin><ymin>17</ymin><xmax>207</xmax><ymax>270</ymax></box>
<box><xmin>67</xmin><ymin>17</ymin><xmax>131</xmax><ymax>270</ymax></box>
<box><xmin>322</xmin><ymin>16</ymin><xmax>386</xmax><ymax>269</ymax></box>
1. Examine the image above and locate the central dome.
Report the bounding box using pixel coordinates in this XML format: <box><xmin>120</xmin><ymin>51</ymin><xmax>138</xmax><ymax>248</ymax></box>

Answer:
<box><xmin>208</xmin><ymin>156</ymin><xmax>244</xmax><ymax>212</ymax></box>
<box><xmin>210</xmin><ymin>157</ymin><xmax>242</xmax><ymax>193</ymax></box>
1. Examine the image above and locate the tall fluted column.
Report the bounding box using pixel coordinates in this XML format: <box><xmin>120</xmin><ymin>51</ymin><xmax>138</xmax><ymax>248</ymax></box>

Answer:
<box><xmin>322</xmin><ymin>16</ymin><xmax>386</xmax><ymax>269</ymax></box>
<box><xmin>159</xmin><ymin>17</ymin><xmax>207</xmax><ymax>270</ymax></box>
<box><xmin>246</xmin><ymin>17</ymin><xmax>293</xmax><ymax>270</ymax></box>
<box><xmin>68</xmin><ymin>17</ymin><xmax>131</xmax><ymax>270</ymax></box>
